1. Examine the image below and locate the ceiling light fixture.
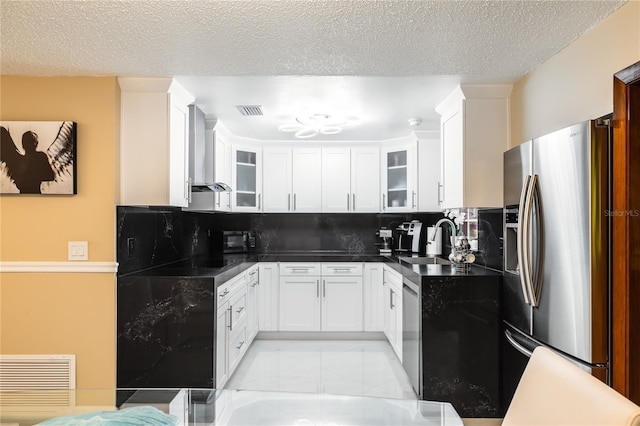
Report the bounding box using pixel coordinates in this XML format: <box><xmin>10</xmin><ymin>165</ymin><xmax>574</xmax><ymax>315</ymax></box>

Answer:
<box><xmin>408</xmin><ymin>118</ymin><xmax>422</xmax><ymax>128</ymax></box>
<box><xmin>279</xmin><ymin>114</ymin><xmax>359</xmax><ymax>139</ymax></box>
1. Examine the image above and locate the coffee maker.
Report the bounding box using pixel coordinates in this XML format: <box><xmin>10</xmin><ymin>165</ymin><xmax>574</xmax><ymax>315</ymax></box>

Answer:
<box><xmin>376</xmin><ymin>228</ymin><xmax>393</xmax><ymax>255</ymax></box>
<box><xmin>395</xmin><ymin>220</ymin><xmax>424</xmax><ymax>253</ymax></box>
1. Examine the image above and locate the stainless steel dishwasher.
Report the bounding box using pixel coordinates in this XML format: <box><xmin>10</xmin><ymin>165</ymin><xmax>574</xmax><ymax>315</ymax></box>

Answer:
<box><xmin>402</xmin><ymin>277</ymin><xmax>422</xmax><ymax>398</ymax></box>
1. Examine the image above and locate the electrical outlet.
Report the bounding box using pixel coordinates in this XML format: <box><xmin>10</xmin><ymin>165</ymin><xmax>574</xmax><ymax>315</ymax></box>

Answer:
<box><xmin>127</xmin><ymin>237</ymin><xmax>136</xmax><ymax>256</ymax></box>
<box><xmin>68</xmin><ymin>241</ymin><xmax>88</xmax><ymax>261</ymax></box>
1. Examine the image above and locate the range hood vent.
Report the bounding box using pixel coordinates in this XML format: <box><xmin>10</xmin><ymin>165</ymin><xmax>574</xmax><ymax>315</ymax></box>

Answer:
<box><xmin>236</xmin><ymin>105</ymin><xmax>265</xmax><ymax>116</ymax></box>
<box><xmin>188</xmin><ymin>105</ymin><xmax>232</xmax><ymax>200</ymax></box>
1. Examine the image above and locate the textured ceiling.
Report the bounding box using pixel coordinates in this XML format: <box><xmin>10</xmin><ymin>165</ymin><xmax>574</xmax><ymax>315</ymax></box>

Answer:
<box><xmin>0</xmin><ymin>0</ymin><xmax>626</xmax><ymax>140</ymax></box>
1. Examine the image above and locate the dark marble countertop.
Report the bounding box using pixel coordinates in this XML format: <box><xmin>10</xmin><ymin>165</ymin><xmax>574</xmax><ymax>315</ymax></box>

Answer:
<box><xmin>119</xmin><ymin>251</ymin><xmax>501</xmax><ymax>287</ymax></box>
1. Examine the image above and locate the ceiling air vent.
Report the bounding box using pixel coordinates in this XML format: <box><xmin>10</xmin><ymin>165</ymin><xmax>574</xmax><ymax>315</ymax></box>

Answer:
<box><xmin>236</xmin><ymin>105</ymin><xmax>265</xmax><ymax>116</ymax></box>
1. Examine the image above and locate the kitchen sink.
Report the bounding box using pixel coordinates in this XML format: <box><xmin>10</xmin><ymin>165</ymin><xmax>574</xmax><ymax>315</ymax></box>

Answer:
<box><xmin>398</xmin><ymin>256</ymin><xmax>452</xmax><ymax>265</ymax></box>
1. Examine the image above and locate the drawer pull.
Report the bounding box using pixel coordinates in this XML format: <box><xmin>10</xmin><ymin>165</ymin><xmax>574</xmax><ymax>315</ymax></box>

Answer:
<box><xmin>236</xmin><ymin>341</ymin><xmax>245</xmax><ymax>350</ymax></box>
<box><xmin>236</xmin><ymin>306</ymin><xmax>245</xmax><ymax>314</ymax></box>
<box><xmin>219</xmin><ymin>289</ymin><xmax>229</xmax><ymax>298</ymax></box>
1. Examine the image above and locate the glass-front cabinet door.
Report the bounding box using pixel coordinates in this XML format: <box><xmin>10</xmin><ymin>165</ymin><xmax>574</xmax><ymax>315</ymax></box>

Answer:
<box><xmin>232</xmin><ymin>145</ymin><xmax>262</xmax><ymax>212</ymax></box>
<box><xmin>381</xmin><ymin>141</ymin><xmax>417</xmax><ymax>212</ymax></box>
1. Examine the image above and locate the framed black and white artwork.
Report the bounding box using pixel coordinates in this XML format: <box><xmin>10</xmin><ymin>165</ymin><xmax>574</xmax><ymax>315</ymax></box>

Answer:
<box><xmin>0</xmin><ymin>121</ymin><xmax>77</xmax><ymax>195</ymax></box>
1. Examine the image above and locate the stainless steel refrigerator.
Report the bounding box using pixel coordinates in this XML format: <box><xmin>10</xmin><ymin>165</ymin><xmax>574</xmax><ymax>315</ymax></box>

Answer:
<box><xmin>502</xmin><ymin>117</ymin><xmax>611</xmax><ymax>409</ymax></box>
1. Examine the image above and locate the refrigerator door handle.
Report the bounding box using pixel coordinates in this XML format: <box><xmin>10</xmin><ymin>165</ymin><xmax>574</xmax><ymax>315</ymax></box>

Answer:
<box><xmin>517</xmin><ymin>175</ymin><xmax>532</xmax><ymax>305</ymax></box>
<box><xmin>505</xmin><ymin>329</ymin><xmax>534</xmax><ymax>358</ymax></box>
<box><xmin>530</xmin><ymin>175</ymin><xmax>543</xmax><ymax>307</ymax></box>
<box><xmin>522</xmin><ymin>174</ymin><xmax>538</xmax><ymax>306</ymax></box>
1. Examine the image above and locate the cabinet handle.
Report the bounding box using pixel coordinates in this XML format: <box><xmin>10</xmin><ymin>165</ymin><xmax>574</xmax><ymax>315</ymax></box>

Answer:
<box><xmin>317</xmin><ymin>280</ymin><xmax>320</xmax><ymax>298</ymax></box>
<box><xmin>437</xmin><ymin>181</ymin><xmax>443</xmax><ymax>205</ymax></box>
<box><xmin>323</xmin><ymin>279</ymin><xmax>326</xmax><ymax>298</ymax></box>
<box><xmin>227</xmin><ymin>192</ymin><xmax>231</xmax><ymax>209</ymax></box>
<box><xmin>251</xmin><ymin>282</ymin><xmax>258</xmax><ymax>288</ymax></box>
<box><xmin>291</xmin><ymin>268</ymin><xmax>310</xmax><ymax>273</ymax></box>
<box><xmin>216</xmin><ymin>192</ymin><xmax>221</xmax><ymax>208</ymax></box>
<box><xmin>236</xmin><ymin>341</ymin><xmax>245</xmax><ymax>350</ymax></box>
<box><xmin>227</xmin><ymin>306</ymin><xmax>233</xmax><ymax>330</ymax></box>
<box><xmin>236</xmin><ymin>306</ymin><xmax>244</xmax><ymax>314</ymax></box>
<box><xmin>294</xmin><ymin>193</ymin><xmax>297</xmax><ymax>211</ymax></box>
<box><xmin>390</xmin><ymin>289</ymin><xmax>394</xmax><ymax>310</ymax></box>
<box><xmin>352</xmin><ymin>193</ymin><xmax>356</xmax><ymax>211</ymax></box>
<box><xmin>382</xmin><ymin>193</ymin><xmax>386</xmax><ymax>210</ymax></box>
<box><xmin>288</xmin><ymin>193</ymin><xmax>291</xmax><ymax>211</ymax></box>
<box><xmin>412</xmin><ymin>191</ymin><xmax>416</xmax><ymax>209</ymax></box>
<box><xmin>347</xmin><ymin>193</ymin><xmax>350</xmax><ymax>211</ymax></box>
<box><xmin>219</xmin><ymin>289</ymin><xmax>229</xmax><ymax>298</ymax></box>
<box><xmin>258</xmin><ymin>193</ymin><xmax>261</xmax><ymax>210</ymax></box>
<box><xmin>186</xmin><ymin>179</ymin><xmax>192</xmax><ymax>204</ymax></box>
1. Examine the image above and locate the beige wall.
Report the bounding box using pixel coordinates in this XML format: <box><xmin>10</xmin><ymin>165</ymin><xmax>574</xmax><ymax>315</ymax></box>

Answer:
<box><xmin>511</xmin><ymin>1</ymin><xmax>640</xmax><ymax>145</ymax></box>
<box><xmin>0</xmin><ymin>76</ymin><xmax>120</xmax><ymax>389</ymax></box>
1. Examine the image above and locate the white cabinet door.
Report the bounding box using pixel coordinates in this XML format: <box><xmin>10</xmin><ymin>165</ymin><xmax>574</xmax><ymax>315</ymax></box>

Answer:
<box><xmin>214</xmin><ymin>129</ymin><xmax>232</xmax><ymax>211</ymax></box>
<box><xmin>417</xmin><ymin>136</ymin><xmax>442</xmax><ymax>212</ymax></box>
<box><xmin>292</xmin><ymin>148</ymin><xmax>322</xmax><ymax>212</ymax></box>
<box><xmin>119</xmin><ymin>78</ymin><xmax>195</xmax><ymax>207</ymax></box>
<box><xmin>383</xmin><ymin>266</ymin><xmax>403</xmax><ymax>360</ymax></box>
<box><xmin>258</xmin><ymin>263</ymin><xmax>279</xmax><ymax>331</ymax></box>
<box><xmin>247</xmin><ymin>268</ymin><xmax>259</xmax><ymax>342</ymax></box>
<box><xmin>381</xmin><ymin>142</ymin><xmax>417</xmax><ymax>212</ymax></box>
<box><xmin>216</xmin><ymin>301</ymin><xmax>229</xmax><ymax>388</ymax></box>
<box><xmin>168</xmin><ymin>95</ymin><xmax>191</xmax><ymax>207</ymax></box>
<box><xmin>263</xmin><ymin>148</ymin><xmax>293</xmax><ymax>212</ymax></box>
<box><xmin>321</xmin><ymin>147</ymin><xmax>351</xmax><ymax>212</ymax></box>
<box><xmin>232</xmin><ymin>145</ymin><xmax>263</xmax><ymax>212</ymax></box>
<box><xmin>436</xmin><ymin>85</ymin><xmax>512</xmax><ymax>208</ymax></box>
<box><xmin>441</xmin><ymin>110</ymin><xmax>464</xmax><ymax>209</ymax></box>
<box><xmin>279</xmin><ymin>276</ymin><xmax>321</xmax><ymax>331</ymax></box>
<box><xmin>321</xmin><ymin>276</ymin><xmax>363</xmax><ymax>331</ymax></box>
<box><xmin>363</xmin><ymin>263</ymin><xmax>384</xmax><ymax>332</ymax></box>
<box><xmin>351</xmin><ymin>147</ymin><xmax>380</xmax><ymax>212</ymax></box>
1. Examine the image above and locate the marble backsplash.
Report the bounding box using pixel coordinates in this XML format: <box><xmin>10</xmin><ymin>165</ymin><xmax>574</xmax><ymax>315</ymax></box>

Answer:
<box><xmin>116</xmin><ymin>206</ymin><xmax>443</xmax><ymax>275</ymax></box>
<box><xmin>116</xmin><ymin>205</ymin><xmax>503</xmax><ymax>276</ymax></box>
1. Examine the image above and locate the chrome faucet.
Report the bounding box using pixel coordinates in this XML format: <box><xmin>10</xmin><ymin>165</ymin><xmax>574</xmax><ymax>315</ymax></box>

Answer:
<box><xmin>430</xmin><ymin>218</ymin><xmax>457</xmax><ymax>241</ymax></box>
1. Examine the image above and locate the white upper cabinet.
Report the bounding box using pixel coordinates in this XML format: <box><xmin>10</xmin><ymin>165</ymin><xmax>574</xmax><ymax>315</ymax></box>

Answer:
<box><xmin>436</xmin><ymin>85</ymin><xmax>512</xmax><ymax>209</ymax></box>
<box><xmin>119</xmin><ymin>77</ymin><xmax>195</xmax><ymax>207</ymax></box>
<box><xmin>213</xmin><ymin>124</ymin><xmax>232</xmax><ymax>212</ymax></box>
<box><xmin>321</xmin><ymin>147</ymin><xmax>351</xmax><ymax>212</ymax></box>
<box><xmin>416</xmin><ymin>132</ymin><xmax>442</xmax><ymax>212</ymax></box>
<box><xmin>292</xmin><ymin>148</ymin><xmax>322</xmax><ymax>212</ymax></box>
<box><xmin>262</xmin><ymin>147</ymin><xmax>322</xmax><ymax>213</ymax></box>
<box><xmin>262</xmin><ymin>147</ymin><xmax>293</xmax><ymax>212</ymax></box>
<box><xmin>232</xmin><ymin>144</ymin><xmax>262</xmax><ymax>212</ymax></box>
<box><xmin>381</xmin><ymin>139</ymin><xmax>418</xmax><ymax>212</ymax></box>
<box><xmin>351</xmin><ymin>147</ymin><xmax>381</xmax><ymax>212</ymax></box>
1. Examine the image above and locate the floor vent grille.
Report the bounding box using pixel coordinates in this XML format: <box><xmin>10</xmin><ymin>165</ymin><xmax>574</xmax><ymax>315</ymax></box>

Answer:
<box><xmin>0</xmin><ymin>355</ymin><xmax>76</xmax><ymax>408</ymax></box>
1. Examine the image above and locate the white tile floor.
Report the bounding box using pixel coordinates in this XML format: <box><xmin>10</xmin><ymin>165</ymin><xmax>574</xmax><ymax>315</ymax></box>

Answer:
<box><xmin>225</xmin><ymin>339</ymin><xmax>417</xmax><ymax>400</ymax></box>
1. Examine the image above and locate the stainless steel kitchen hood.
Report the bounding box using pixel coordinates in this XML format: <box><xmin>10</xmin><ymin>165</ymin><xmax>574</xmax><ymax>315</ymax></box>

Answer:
<box><xmin>188</xmin><ymin>105</ymin><xmax>231</xmax><ymax>193</ymax></box>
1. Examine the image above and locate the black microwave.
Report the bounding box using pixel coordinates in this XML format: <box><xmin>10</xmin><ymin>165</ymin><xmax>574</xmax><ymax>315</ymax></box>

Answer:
<box><xmin>211</xmin><ymin>231</ymin><xmax>256</xmax><ymax>253</ymax></box>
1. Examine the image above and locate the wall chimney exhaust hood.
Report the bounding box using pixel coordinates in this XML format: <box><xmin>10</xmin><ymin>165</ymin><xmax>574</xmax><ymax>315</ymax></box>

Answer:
<box><xmin>188</xmin><ymin>105</ymin><xmax>231</xmax><ymax>193</ymax></box>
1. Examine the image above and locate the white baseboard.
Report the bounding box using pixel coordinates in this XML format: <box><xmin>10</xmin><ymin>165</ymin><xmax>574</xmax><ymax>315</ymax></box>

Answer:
<box><xmin>256</xmin><ymin>331</ymin><xmax>386</xmax><ymax>340</ymax></box>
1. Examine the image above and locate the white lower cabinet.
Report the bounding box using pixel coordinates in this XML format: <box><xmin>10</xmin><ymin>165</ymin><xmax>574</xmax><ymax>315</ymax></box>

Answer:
<box><xmin>216</xmin><ymin>268</ymin><xmax>254</xmax><ymax>389</ymax></box>
<box><xmin>279</xmin><ymin>276</ymin><xmax>322</xmax><ymax>331</ymax></box>
<box><xmin>383</xmin><ymin>265</ymin><xmax>403</xmax><ymax>360</ymax></box>
<box><xmin>278</xmin><ymin>263</ymin><xmax>364</xmax><ymax>332</ymax></box>
<box><xmin>216</xmin><ymin>299</ymin><xmax>229</xmax><ymax>388</ymax></box>
<box><xmin>363</xmin><ymin>263</ymin><xmax>384</xmax><ymax>331</ymax></box>
<box><xmin>321</xmin><ymin>276</ymin><xmax>363</xmax><ymax>331</ymax></box>
<box><xmin>246</xmin><ymin>265</ymin><xmax>259</xmax><ymax>341</ymax></box>
<box><xmin>258</xmin><ymin>263</ymin><xmax>279</xmax><ymax>331</ymax></box>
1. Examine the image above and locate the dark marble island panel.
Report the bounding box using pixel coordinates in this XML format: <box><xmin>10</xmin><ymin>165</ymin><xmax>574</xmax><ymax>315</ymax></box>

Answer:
<box><xmin>421</xmin><ymin>274</ymin><xmax>502</xmax><ymax>418</ymax></box>
<box><xmin>117</xmin><ymin>274</ymin><xmax>215</xmax><ymax>389</ymax></box>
